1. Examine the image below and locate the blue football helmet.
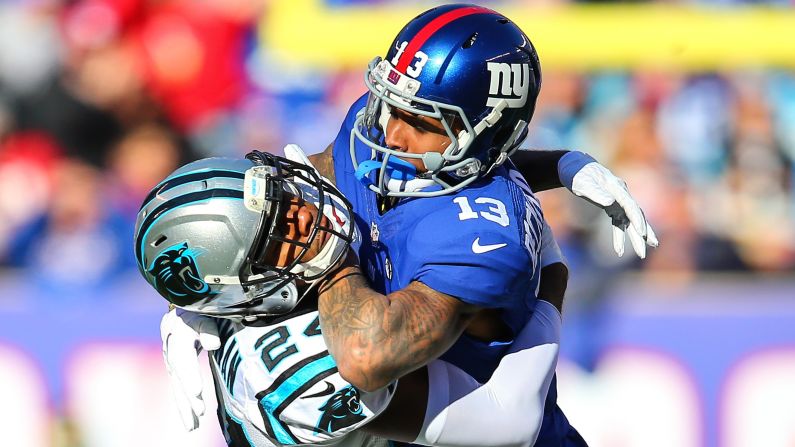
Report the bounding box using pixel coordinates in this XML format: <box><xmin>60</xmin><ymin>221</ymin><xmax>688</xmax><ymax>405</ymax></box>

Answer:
<box><xmin>352</xmin><ymin>4</ymin><xmax>542</xmax><ymax>197</ymax></box>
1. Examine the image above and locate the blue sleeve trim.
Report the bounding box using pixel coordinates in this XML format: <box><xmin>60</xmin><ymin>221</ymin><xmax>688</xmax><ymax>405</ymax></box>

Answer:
<box><xmin>557</xmin><ymin>151</ymin><xmax>597</xmax><ymax>190</ymax></box>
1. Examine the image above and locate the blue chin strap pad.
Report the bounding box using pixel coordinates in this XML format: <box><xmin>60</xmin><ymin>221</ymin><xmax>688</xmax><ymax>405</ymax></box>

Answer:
<box><xmin>355</xmin><ymin>156</ymin><xmax>418</xmax><ymax>187</ymax></box>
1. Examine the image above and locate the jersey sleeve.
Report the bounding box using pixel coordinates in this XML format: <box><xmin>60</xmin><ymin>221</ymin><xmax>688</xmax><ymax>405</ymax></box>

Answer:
<box><xmin>404</xmin><ymin>193</ymin><xmax>536</xmax><ymax>309</ymax></box>
<box><xmin>332</xmin><ymin>93</ymin><xmax>369</xmax><ymax>179</ymax></box>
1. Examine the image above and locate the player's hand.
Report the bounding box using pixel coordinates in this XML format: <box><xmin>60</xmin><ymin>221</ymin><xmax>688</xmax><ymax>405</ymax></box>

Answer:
<box><xmin>562</xmin><ymin>155</ymin><xmax>659</xmax><ymax>259</ymax></box>
<box><xmin>160</xmin><ymin>308</ymin><xmax>221</xmax><ymax>431</ymax></box>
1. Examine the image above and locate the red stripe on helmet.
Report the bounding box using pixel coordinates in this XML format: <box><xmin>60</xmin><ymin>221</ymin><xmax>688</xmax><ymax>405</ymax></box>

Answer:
<box><xmin>395</xmin><ymin>6</ymin><xmax>493</xmax><ymax>73</ymax></box>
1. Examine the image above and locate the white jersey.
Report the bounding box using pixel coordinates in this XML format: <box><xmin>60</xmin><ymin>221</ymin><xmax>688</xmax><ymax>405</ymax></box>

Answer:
<box><xmin>209</xmin><ymin>309</ymin><xmax>395</xmax><ymax>447</ymax></box>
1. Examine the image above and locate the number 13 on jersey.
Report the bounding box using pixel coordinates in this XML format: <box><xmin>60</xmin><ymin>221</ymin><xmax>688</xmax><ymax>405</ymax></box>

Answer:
<box><xmin>453</xmin><ymin>196</ymin><xmax>510</xmax><ymax>227</ymax></box>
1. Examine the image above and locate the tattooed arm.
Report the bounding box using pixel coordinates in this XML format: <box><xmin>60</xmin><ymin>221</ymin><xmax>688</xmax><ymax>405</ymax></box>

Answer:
<box><xmin>307</xmin><ymin>141</ymin><xmax>476</xmax><ymax>391</ymax></box>
<box><xmin>317</xmin><ymin>263</ymin><xmax>479</xmax><ymax>392</ymax></box>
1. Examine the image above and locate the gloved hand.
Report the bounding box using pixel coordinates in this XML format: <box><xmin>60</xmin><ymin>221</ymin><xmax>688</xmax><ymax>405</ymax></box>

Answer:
<box><xmin>559</xmin><ymin>151</ymin><xmax>659</xmax><ymax>259</ymax></box>
<box><xmin>160</xmin><ymin>308</ymin><xmax>221</xmax><ymax>431</ymax></box>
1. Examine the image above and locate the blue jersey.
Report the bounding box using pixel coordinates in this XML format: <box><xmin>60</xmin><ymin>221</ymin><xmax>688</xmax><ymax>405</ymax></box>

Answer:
<box><xmin>334</xmin><ymin>94</ymin><xmax>543</xmax><ymax>376</ymax></box>
<box><xmin>332</xmin><ymin>94</ymin><xmax>585</xmax><ymax>446</ymax></box>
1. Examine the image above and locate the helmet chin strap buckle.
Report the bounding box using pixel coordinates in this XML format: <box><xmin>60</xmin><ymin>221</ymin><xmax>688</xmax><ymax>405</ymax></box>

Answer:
<box><xmin>455</xmin><ymin>160</ymin><xmax>481</xmax><ymax>178</ymax></box>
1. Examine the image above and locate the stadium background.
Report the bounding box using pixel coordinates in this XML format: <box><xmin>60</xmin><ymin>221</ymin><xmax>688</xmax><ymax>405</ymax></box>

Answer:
<box><xmin>0</xmin><ymin>0</ymin><xmax>793</xmax><ymax>446</ymax></box>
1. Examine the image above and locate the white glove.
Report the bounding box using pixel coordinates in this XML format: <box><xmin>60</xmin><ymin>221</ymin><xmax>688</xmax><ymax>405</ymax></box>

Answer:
<box><xmin>160</xmin><ymin>308</ymin><xmax>221</xmax><ymax>431</ymax></box>
<box><xmin>560</xmin><ymin>152</ymin><xmax>659</xmax><ymax>259</ymax></box>
<box><xmin>572</xmin><ymin>163</ymin><xmax>658</xmax><ymax>258</ymax></box>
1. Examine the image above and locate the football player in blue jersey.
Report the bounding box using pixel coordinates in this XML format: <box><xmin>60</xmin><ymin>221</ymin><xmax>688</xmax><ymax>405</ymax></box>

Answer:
<box><xmin>155</xmin><ymin>4</ymin><xmax>659</xmax><ymax>445</ymax></box>
<box><xmin>139</xmin><ymin>150</ymin><xmax>570</xmax><ymax>446</ymax></box>
<box><xmin>296</xmin><ymin>4</ymin><xmax>657</xmax><ymax>446</ymax></box>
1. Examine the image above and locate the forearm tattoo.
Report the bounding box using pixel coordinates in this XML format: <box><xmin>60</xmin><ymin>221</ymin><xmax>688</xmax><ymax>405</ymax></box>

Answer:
<box><xmin>310</xmin><ymin>143</ymin><xmax>468</xmax><ymax>389</ymax></box>
<box><xmin>317</xmin><ymin>267</ymin><xmax>470</xmax><ymax>391</ymax></box>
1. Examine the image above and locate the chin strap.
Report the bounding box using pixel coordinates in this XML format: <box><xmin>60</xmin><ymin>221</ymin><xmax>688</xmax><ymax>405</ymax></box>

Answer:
<box><xmin>355</xmin><ymin>154</ymin><xmax>435</xmax><ymax>194</ymax></box>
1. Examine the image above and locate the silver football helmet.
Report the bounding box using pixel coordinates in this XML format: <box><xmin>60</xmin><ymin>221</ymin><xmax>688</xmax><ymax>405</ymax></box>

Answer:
<box><xmin>134</xmin><ymin>151</ymin><xmax>354</xmax><ymax>317</ymax></box>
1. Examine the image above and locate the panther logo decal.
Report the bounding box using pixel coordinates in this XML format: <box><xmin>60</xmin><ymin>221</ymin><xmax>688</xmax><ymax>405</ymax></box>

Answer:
<box><xmin>148</xmin><ymin>242</ymin><xmax>215</xmax><ymax>306</ymax></box>
<box><xmin>315</xmin><ymin>385</ymin><xmax>366</xmax><ymax>434</ymax></box>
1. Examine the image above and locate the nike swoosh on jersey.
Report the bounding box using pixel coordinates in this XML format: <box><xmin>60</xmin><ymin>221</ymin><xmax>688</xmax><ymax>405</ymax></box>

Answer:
<box><xmin>471</xmin><ymin>237</ymin><xmax>508</xmax><ymax>254</ymax></box>
<box><xmin>301</xmin><ymin>381</ymin><xmax>336</xmax><ymax>399</ymax></box>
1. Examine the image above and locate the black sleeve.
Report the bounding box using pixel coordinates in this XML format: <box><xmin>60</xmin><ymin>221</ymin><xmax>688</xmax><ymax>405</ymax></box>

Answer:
<box><xmin>509</xmin><ymin>149</ymin><xmax>569</xmax><ymax>192</ymax></box>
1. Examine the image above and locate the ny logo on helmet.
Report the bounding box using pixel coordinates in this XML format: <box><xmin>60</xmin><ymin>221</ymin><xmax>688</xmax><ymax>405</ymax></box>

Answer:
<box><xmin>486</xmin><ymin>62</ymin><xmax>530</xmax><ymax>108</ymax></box>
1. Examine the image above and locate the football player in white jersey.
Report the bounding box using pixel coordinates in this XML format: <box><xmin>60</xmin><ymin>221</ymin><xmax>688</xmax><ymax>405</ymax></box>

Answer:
<box><xmin>137</xmin><ymin>150</ymin><xmax>567</xmax><ymax>447</ymax></box>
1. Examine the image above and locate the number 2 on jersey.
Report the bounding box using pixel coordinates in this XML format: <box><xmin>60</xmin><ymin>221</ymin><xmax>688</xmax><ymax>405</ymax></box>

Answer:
<box><xmin>255</xmin><ymin>326</ymin><xmax>298</xmax><ymax>372</ymax></box>
<box><xmin>255</xmin><ymin>317</ymin><xmax>324</xmax><ymax>372</ymax></box>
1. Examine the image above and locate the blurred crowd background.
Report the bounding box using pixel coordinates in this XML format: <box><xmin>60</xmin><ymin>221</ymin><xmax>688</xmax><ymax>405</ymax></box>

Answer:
<box><xmin>2</xmin><ymin>0</ymin><xmax>794</xmax><ymax>289</ymax></box>
<box><xmin>0</xmin><ymin>0</ymin><xmax>793</xmax><ymax>446</ymax></box>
